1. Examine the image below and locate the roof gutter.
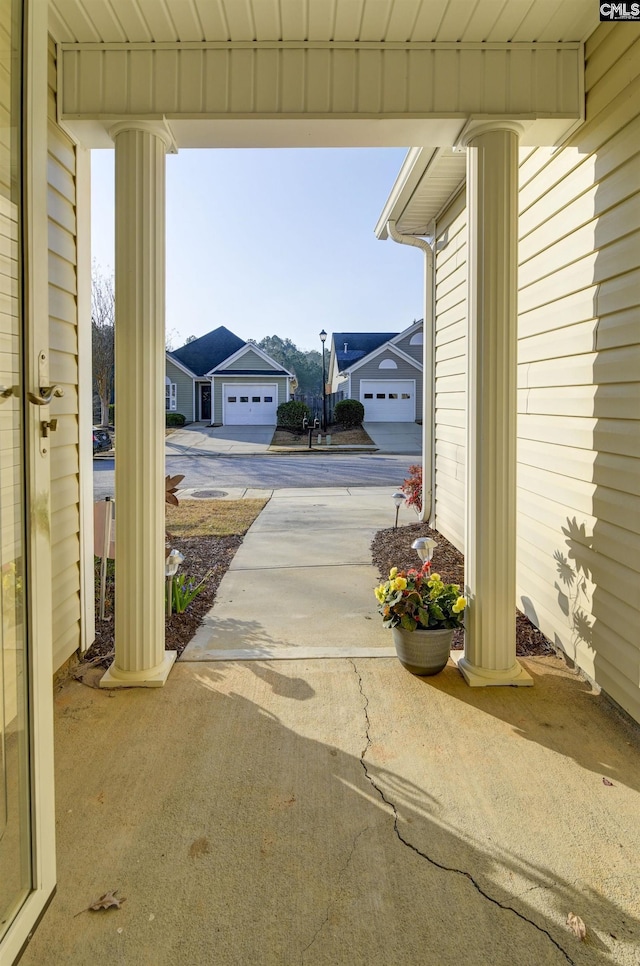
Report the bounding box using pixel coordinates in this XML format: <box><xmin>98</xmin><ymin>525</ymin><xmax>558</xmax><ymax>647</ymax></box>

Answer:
<box><xmin>386</xmin><ymin>220</ymin><xmax>434</xmax><ymax>525</ymax></box>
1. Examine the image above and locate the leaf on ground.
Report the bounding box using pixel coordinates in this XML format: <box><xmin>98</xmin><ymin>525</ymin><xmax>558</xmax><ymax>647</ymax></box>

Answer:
<box><xmin>75</xmin><ymin>890</ymin><xmax>126</xmax><ymax>916</ymax></box>
<box><xmin>566</xmin><ymin>912</ymin><xmax>587</xmax><ymax>940</ymax></box>
<box><xmin>602</xmin><ymin>777</ymin><xmax>614</xmax><ymax>786</ymax></box>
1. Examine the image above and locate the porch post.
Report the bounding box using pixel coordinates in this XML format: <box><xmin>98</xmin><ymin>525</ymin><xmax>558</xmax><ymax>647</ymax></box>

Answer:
<box><xmin>100</xmin><ymin>121</ymin><xmax>177</xmax><ymax>688</ymax></box>
<box><xmin>457</xmin><ymin>123</ymin><xmax>532</xmax><ymax>688</ymax></box>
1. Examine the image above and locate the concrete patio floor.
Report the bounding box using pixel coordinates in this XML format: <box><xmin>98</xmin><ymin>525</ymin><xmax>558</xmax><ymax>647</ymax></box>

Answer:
<box><xmin>22</xmin><ymin>654</ymin><xmax>640</xmax><ymax>965</ymax></box>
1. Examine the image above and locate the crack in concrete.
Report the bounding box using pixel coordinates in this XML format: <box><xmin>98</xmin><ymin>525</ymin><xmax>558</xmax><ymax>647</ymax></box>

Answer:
<box><xmin>300</xmin><ymin>824</ymin><xmax>376</xmax><ymax>965</ymax></box>
<box><xmin>349</xmin><ymin>659</ymin><xmax>576</xmax><ymax>966</ymax></box>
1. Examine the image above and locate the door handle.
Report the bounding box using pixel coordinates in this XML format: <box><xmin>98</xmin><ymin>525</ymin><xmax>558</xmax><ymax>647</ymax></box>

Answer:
<box><xmin>28</xmin><ymin>385</ymin><xmax>64</xmax><ymax>406</ymax></box>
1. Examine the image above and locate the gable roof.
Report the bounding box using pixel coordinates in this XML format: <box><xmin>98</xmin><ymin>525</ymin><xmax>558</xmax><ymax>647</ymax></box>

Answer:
<box><xmin>344</xmin><ymin>341</ymin><xmax>423</xmax><ymax>375</ymax></box>
<box><xmin>207</xmin><ymin>341</ymin><xmax>294</xmax><ymax>377</ymax></box>
<box><xmin>171</xmin><ymin>325</ymin><xmax>246</xmax><ymax>377</ymax></box>
<box><xmin>332</xmin><ymin>332</ymin><xmax>398</xmax><ymax>373</ymax></box>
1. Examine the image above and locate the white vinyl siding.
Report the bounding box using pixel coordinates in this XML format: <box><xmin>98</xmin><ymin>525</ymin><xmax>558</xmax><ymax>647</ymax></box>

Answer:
<box><xmin>515</xmin><ymin>24</ymin><xmax>640</xmax><ymax>723</ymax></box>
<box><xmin>431</xmin><ymin>24</ymin><xmax>640</xmax><ymax>723</ymax></box>
<box><xmin>48</xmin><ymin>37</ymin><xmax>82</xmax><ymax>671</ymax></box>
<box><xmin>433</xmin><ymin>189</ymin><xmax>467</xmax><ymax>553</ymax></box>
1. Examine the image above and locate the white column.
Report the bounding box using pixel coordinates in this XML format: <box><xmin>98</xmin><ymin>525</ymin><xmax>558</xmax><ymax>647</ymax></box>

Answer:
<box><xmin>100</xmin><ymin>122</ymin><xmax>177</xmax><ymax>688</ymax></box>
<box><xmin>457</xmin><ymin>123</ymin><xmax>532</xmax><ymax>688</ymax></box>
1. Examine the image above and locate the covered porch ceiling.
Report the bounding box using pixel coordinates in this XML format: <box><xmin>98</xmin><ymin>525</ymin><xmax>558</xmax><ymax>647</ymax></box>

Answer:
<box><xmin>49</xmin><ymin>0</ymin><xmax>598</xmax><ymax>152</ymax></box>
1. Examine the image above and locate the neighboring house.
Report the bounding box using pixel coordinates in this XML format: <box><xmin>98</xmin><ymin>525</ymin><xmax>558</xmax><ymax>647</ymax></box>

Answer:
<box><xmin>166</xmin><ymin>326</ymin><xmax>295</xmax><ymax>425</ymax></box>
<box><xmin>328</xmin><ymin>321</ymin><xmax>423</xmax><ymax>422</ymax></box>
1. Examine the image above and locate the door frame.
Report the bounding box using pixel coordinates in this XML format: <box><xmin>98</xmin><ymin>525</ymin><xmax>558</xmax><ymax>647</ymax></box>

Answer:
<box><xmin>1</xmin><ymin>2</ymin><xmax>57</xmax><ymax>961</ymax></box>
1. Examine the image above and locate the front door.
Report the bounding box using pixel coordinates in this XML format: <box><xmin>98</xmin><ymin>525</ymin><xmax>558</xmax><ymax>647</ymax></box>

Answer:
<box><xmin>200</xmin><ymin>384</ymin><xmax>211</xmax><ymax>421</ymax></box>
<box><xmin>0</xmin><ymin>0</ymin><xmax>33</xmax><ymax>945</ymax></box>
<box><xmin>1</xmin><ymin>2</ymin><xmax>56</xmax><ymax>958</ymax></box>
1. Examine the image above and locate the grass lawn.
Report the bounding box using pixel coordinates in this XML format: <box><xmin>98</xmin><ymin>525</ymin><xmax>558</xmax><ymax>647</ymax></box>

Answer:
<box><xmin>166</xmin><ymin>498</ymin><xmax>268</xmax><ymax>537</ymax></box>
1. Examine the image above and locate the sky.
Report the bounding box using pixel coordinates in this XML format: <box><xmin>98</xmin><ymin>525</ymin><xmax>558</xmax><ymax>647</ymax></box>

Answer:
<box><xmin>90</xmin><ymin>147</ymin><xmax>425</xmax><ymax>353</ymax></box>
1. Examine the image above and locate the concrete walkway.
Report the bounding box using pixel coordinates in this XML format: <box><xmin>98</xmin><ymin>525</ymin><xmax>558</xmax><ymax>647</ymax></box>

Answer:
<box><xmin>23</xmin><ymin>658</ymin><xmax>640</xmax><ymax>965</ymax></box>
<box><xmin>181</xmin><ymin>486</ymin><xmax>398</xmax><ymax>661</ymax></box>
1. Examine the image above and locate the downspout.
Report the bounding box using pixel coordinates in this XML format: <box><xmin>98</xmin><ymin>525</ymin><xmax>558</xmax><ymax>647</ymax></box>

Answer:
<box><xmin>386</xmin><ymin>220</ymin><xmax>435</xmax><ymax>524</ymax></box>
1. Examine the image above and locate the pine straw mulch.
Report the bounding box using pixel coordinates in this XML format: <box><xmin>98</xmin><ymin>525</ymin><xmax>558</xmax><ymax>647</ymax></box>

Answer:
<box><xmin>371</xmin><ymin>521</ymin><xmax>556</xmax><ymax>657</ymax></box>
<box><xmin>270</xmin><ymin>424</ymin><xmax>375</xmax><ymax>447</ymax></box>
<box><xmin>83</xmin><ymin>533</ymin><xmax>243</xmax><ymax>671</ymax></box>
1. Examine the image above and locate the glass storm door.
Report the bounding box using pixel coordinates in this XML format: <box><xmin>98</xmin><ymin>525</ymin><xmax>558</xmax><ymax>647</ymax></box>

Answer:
<box><xmin>0</xmin><ymin>0</ymin><xmax>32</xmax><ymax>941</ymax></box>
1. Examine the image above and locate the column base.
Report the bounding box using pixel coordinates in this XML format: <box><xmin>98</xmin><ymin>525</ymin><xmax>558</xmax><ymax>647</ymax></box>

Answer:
<box><xmin>455</xmin><ymin>654</ymin><xmax>533</xmax><ymax>687</ymax></box>
<box><xmin>99</xmin><ymin>651</ymin><xmax>177</xmax><ymax>689</ymax></box>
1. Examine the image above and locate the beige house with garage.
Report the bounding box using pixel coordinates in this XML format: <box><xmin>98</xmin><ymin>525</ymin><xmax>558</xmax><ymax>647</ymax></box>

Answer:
<box><xmin>1</xmin><ymin>0</ymin><xmax>638</xmax><ymax>959</ymax></box>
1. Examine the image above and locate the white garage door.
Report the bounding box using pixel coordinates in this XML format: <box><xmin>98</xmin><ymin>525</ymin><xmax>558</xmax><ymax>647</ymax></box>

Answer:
<box><xmin>223</xmin><ymin>384</ymin><xmax>277</xmax><ymax>425</ymax></box>
<box><xmin>360</xmin><ymin>380</ymin><xmax>416</xmax><ymax>421</ymax></box>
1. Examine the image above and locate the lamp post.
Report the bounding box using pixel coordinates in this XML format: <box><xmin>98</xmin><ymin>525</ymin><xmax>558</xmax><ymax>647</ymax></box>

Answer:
<box><xmin>319</xmin><ymin>329</ymin><xmax>327</xmax><ymax>431</ymax></box>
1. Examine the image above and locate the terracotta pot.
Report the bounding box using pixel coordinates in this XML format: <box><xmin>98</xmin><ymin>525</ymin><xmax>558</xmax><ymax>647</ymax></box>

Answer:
<box><xmin>391</xmin><ymin>626</ymin><xmax>454</xmax><ymax>676</ymax></box>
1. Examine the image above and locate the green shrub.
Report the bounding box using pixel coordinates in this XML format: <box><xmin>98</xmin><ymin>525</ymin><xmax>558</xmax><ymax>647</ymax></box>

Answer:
<box><xmin>333</xmin><ymin>398</ymin><xmax>365</xmax><ymax>428</ymax></box>
<box><xmin>166</xmin><ymin>412</ymin><xmax>187</xmax><ymax>427</ymax></box>
<box><xmin>277</xmin><ymin>400</ymin><xmax>311</xmax><ymax>429</ymax></box>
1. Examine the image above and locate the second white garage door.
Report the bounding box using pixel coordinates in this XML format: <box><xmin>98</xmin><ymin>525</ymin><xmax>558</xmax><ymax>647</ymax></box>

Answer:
<box><xmin>360</xmin><ymin>380</ymin><xmax>416</xmax><ymax>421</ymax></box>
<box><xmin>223</xmin><ymin>384</ymin><xmax>277</xmax><ymax>425</ymax></box>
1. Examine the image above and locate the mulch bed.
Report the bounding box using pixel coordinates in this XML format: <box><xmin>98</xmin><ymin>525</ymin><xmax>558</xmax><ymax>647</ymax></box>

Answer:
<box><xmin>371</xmin><ymin>521</ymin><xmax>556</xmax><ymax>657</ymax></box>
<box><xmin>271</xmin><ymin>424</ymin><xmax>374</xmax><ymax>447</ymax></box>
<box><xmin>85</xmin><ymin>533</ymin><xmax>242</xmax><ymax>668</ymax></box>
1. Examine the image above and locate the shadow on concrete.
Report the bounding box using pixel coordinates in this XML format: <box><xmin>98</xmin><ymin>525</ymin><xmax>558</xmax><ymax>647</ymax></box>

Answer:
<box><xmin>21</xmin><ymin>661</ymin><xmax>638</xmax><ymax>965</ymax></box>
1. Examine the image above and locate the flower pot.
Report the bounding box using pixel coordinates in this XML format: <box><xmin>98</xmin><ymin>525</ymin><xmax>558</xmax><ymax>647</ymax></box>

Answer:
<box><xmin>391</xmin><ymin>626</ymin><xmax>454</xmax><ymax>676</ymax></box>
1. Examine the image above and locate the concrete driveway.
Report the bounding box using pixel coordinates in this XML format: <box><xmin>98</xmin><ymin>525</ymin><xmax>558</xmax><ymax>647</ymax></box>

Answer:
<box><xmin>166</xmin><ymin>423</ymin><xmax>275</xmax><ymax>456</ymax></box>
<box><xmin>364</xmin><ymin>421</ymin><xmax>422</xmax><ymax>455</ymax></box>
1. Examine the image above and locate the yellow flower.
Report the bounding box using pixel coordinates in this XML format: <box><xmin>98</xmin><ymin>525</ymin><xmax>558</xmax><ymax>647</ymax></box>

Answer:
<box><xmin>374</xmin><ymin>586</ymin><xmax>386</xmax><ymax>603</ymax></box>
<box><xmin>429</xmin><ymin>573</ymin><xmax>441</xmax><ymax>582</ymax></box>
<box><xmin>389</xmin><ymin>567</ymin><xmax>398</xmax><ymax>579</ymax></box>
<box><xmin>452</xmin><ymin>597</ymin><xmax>466</xmax><ymax>613</ymax></box>
<box><xmin>392</xmin><ymin>576</ymin><xmax>407</xmax><ymax>591</ymax></box>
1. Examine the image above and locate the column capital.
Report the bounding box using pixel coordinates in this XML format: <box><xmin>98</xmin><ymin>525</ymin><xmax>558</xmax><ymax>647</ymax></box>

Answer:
<box><xmin>456</xmin><ymin>119</ymin><xmax>525</xmax><ymax>149</ymax></box>
<box><xmin>109</xmin><ymin>118</ymin><xmax>178</xmax><ymax>154</ymax></box>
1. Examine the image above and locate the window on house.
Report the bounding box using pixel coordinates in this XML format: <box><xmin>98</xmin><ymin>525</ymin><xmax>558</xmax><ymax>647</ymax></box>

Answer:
<box><xmin>252</xmin><ymin>396</ymin><xmax>261</xmax><ymax>402</ymax></box>
<box><xmin>364</xmin><ymin>393</ymin><xmax>373</xmax><ymax>399</ymax></box>
<box><xmin>401</xmin><ymin>393</ymin><xmax>411</xmax><ymax>399</ymax></box>
<box><xmin>389</xmin><ymin>393</ymin><xmax>398</xmax><ymax>399</ymax></box>
<box><xmin>264</xmin><ymin>395</ymin><xmax>273</xmax><ymax>403</ymax></box>
<box><xmin>165</xmin><ymin>382</ymin><xmax>177</xmax><ymax>411</ymax></box>
<box><xmin>376</xmin><ymin>393</ymin><xmax>385</xmax><ymax>399</ymax></box>
<box><xmin>228</xmin><ymin>396</ymin><xmax>237</xmax><ymax>403</ymax></box>
<box><xmin>240</xmin><ymin>396</ymin><xmax>249</xmax><ymax>403</ymax></box>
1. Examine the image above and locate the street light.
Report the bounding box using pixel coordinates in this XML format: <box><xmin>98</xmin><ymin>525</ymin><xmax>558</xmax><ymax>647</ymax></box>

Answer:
<box><xmin>319</xmin><ymin>329</ymin><xmax>327</xmax><ymax>431</ymax></box>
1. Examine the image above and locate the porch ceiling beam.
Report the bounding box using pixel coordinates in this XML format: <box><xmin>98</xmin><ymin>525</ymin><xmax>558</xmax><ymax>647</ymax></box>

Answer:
<box><xmin>58</xmin><ymin>41</ymin><xmax>584</xmax><ymax>149</ymax></box>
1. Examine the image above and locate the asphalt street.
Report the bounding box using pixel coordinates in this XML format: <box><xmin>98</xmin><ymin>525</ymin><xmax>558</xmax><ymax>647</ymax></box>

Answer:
<box><xmin>92</xmin><ymin>453</ymin><xmax>414</xmax><ymax>500</ymax></box>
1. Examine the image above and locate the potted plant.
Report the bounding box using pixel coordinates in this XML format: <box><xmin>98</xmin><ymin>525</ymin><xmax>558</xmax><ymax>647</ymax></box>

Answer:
<box><xmin>374</xmin><ymin>565</ymin><xmax>466</xmax><ymax>675</ymax></box>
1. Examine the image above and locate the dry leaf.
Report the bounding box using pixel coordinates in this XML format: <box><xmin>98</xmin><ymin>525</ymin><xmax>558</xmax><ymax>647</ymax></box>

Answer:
<box><xmin>602</xmin><ymin>777</ymin><xmax>614</xmax><ymax>786</ymax></box>
<box><xmin>165</xmin><ymin>474</ymin><xmax>185</xmax><ymax>507</ymax></box>
<box><xmin>75</xmin><ymin>890</ymin><xmax>126</xmax><ymax>917</ymax></box>
<box><xmin>566</xmin><ymin>912</ymin><xmax>587</xmax><ymax>941</ymax></box>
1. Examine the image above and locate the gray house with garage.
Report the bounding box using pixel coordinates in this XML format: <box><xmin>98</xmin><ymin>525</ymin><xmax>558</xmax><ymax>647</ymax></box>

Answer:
<box><xmin>166</xmin><ymin>325</ymin><xmax>294</xmax><ymax>425</ymax></box>
<box><xmin>328</xmin><ymin>320</ymin><xmax>423</xmax><ymax>422</ymax></box>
